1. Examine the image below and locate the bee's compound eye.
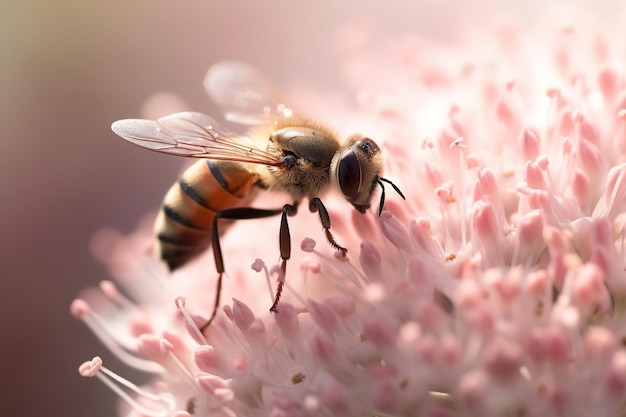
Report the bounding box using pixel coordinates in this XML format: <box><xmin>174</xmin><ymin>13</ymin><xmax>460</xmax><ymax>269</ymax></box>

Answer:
<box><xmin>338</xmin><ymin>149</ymin><xmax>362</xmax><ymax>198</ymax></box>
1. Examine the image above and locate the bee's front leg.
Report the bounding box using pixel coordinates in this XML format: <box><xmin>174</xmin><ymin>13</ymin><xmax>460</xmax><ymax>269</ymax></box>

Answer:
<box><xmin>309</xmin><ymin>197</ymin><xmax>348</xmax><ymax>257</ymax></box>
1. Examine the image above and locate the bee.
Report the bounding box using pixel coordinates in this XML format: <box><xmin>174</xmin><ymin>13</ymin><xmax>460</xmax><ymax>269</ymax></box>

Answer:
<box><xmin>111</xmin><ymin>61</ymin><xmax>404</xmax><ymax>328</ymax></box>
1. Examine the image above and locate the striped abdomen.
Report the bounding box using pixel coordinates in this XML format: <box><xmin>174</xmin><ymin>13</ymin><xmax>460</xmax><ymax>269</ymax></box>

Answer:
<box><xmin>155</xmin><ymin>159</ymin><xmax>258</xmax><ymax>270</ymax></box>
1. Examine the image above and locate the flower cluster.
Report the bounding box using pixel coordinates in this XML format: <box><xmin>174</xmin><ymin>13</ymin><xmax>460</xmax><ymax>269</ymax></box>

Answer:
<box><xmin>75</xmin><ymin>17</ymin><xmax>626</xmax><ymax>417</ymax></box>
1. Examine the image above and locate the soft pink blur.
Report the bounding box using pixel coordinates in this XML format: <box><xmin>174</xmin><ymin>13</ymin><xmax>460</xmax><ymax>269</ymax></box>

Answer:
<box><xmin>2</xmin><ymin>1</ymin><xmax>622</xmax><ymax>416</ymax></box>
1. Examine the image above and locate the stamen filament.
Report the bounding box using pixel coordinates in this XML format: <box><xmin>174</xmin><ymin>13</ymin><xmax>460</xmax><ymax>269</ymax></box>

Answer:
<box><xmin>160</xmin><ymin>339</ymin><xmax>197</xmax><ymax>386</ymax></box>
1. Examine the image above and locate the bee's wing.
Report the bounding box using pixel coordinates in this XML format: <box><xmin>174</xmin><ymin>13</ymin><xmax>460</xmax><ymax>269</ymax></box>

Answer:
<box><xmin>111</xmin><ymin>111</ymin><xmax>283</xmax><ymax>166</ymax></box>
<box><xmin>205</xmin><ymin>61</ymin><xmax>299</xmax><ymax>125</ymax></box>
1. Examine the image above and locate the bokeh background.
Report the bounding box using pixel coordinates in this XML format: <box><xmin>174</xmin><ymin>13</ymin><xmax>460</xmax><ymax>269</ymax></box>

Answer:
<box><xmin>2</xmin><ymin>1</ymin><xmax>621</xmax><ymax>416</ymax></box>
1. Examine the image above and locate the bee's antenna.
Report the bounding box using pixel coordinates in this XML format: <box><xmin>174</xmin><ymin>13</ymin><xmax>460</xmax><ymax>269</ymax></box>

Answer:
<box><xmin>376</xmin><ymin>178</ymin><xmax>386</xmax><ymax>217</ymax></box>
<box><xmin>380</xmin><ymin>177</ymin><xmax>406</xmax><ymax>199</ymax></box>
<box><xmin>376</xmin><ymin>177</ymin><xmax>406</xmax><ymax>216</ymax></box>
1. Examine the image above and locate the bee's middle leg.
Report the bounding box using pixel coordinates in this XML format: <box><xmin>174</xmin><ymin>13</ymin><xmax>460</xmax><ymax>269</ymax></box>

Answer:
<box><xmin>271</xmin><ymin>203</ymin><xmax>298</xmax><ymax>312</ymax></box>
<box><xmin>200</xmin><ymin>204</ymin><xmax>296</xmax><ymax>331</ymax></box>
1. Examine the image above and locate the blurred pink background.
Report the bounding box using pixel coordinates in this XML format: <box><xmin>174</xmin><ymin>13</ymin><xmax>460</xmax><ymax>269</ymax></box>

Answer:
<box><xmin>1</xmin><ymin>1</ymin><xmax>619</xmax><ymax>416</ymax></box>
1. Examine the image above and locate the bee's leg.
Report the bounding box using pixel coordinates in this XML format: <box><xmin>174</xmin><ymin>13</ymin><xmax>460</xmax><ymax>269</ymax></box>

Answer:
<box><xmin>199</xmin><ymin>205</ymin><xmax>296</xmax><ymax>331</ymax></box>
<box><xmin>270</xmin><ymin>203</ymin><xmax>297</xmax><ymax>312</ymax></box>
<box><xmin>309</xmin><ymin>197</ymin><xmax>348</xmax><ymax>256</ymax></box>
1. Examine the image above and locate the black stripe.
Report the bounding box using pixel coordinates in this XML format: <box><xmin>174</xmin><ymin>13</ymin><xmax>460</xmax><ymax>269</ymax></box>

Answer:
<box><xmin>179</xmin><ymin>178</ymin><xmax>211</xmax><ymax>209</ymax></box>
<box><xmin>207</xmin><ymin>160</ymin><xmax>229</xmax><ymax>190</ymax></box>
<box><xmin>157</xmin><ymin>233</ymin><xmax>198</xmax><ymax>247</ymax></box>
<box><xmin>161</xmin><ymin>251</ymin><xmax>201</xmax><ymax>271</ymax></box>
<box><xmin>162</xmin><ymin>205</ymin><xmax>204</xmax><ymax>229</ymax></box>
<box><xmin>157</xmin><ymin>231</ymin><xmax>211</xmax><ymax>248</ymax></box>
<box><xmin>161</xmin><ymin>246</ymin><xmax>202</xmax><ymax>258</ymax></box>
<box><xmin>163</xmin><ymin>255</ymin><xmax>193</xmax><ymax>271</ymax></box>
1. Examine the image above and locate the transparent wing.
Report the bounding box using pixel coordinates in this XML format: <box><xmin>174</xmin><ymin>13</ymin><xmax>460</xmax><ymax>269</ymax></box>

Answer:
<box><xmin>204</xmin><ymin>61</ymin><xmax>300</xmax><ymax>125</ymax></box>
<box><xmin>111</xmin><ymin>111</ymin><xmax>283</xmax><ymax>165</ymax></box>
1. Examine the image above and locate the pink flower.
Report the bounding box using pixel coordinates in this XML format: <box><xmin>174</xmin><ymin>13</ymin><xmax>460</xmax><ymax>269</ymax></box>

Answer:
<box><xmin>75</xmin><ymin>16</ymin><xmax>626</xmax><ymax>417</ymax></box>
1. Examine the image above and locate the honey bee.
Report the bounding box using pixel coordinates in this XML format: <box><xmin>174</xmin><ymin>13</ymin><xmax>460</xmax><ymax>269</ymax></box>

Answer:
<box><xmin>111</xmin><ymin>62</ymin><xmax>404</xmax><ymax>328</ymax></box>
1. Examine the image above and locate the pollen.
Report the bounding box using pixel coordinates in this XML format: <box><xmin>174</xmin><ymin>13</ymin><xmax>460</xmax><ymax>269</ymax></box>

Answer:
<box><xmin>291</xmin><ymin>372</ymin><xmax>306</xmax><ymax>384</ymax></box>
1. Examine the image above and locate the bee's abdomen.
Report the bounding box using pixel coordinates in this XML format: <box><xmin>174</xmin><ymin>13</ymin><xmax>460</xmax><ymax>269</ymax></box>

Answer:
<box><xmin>155</xmin><ymin>159</ymin><xmax>257</xmax><ymax>270</ymax></box>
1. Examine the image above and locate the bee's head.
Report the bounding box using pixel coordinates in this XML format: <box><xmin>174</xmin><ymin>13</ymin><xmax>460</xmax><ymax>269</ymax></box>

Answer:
<box><xmin>336</xmin><ymin>136</ymin><xmax>404</xmax><ymax>215</ymax></box>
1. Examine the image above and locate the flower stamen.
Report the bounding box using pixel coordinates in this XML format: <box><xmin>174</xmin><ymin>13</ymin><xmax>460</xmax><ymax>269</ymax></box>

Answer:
<box><xmin>175</xmin><ymin>296</ymin><xmax>209</xmax><ymax>345</ymax></box>
<box><xmin>79</xmin><ymin>356</ymin><xmax>174</xmax><ymax>417</ymax></box>
<box><xmin>71</xmin><ymin>299</ymin><xmax>164</xmax><ymax>373</ymax></box>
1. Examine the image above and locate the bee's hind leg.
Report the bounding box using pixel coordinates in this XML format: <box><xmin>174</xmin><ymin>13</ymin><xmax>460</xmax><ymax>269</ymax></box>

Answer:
<box><xmin>199</xmin><ymin>204</ymin><xmax>296</xmax><ymax>332</ymax></box>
